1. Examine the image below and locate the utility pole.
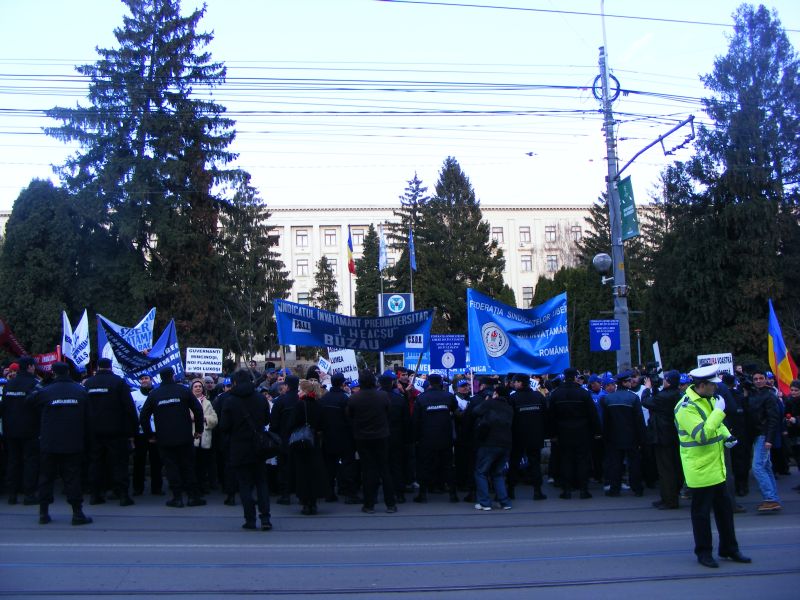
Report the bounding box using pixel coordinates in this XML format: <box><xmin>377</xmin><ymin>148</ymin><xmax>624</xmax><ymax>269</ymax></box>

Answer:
<box><xmin>598</xmin><ymin>45</ymin><xmax>632</xmax><ymax>371</ymax></box>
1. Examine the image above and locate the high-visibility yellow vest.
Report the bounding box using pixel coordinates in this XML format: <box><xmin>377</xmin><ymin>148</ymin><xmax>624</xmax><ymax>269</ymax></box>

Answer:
<box><xmin>673</xmin><ymin>386</ymin><xmax>730</xmax><ymax>488</ymax></box>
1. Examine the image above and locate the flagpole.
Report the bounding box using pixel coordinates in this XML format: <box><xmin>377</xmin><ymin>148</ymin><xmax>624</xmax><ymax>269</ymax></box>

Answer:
<box><xmin>379</xmin><ymin>225</ymin><xmax>385</xmax><ymax>374</ymax></box>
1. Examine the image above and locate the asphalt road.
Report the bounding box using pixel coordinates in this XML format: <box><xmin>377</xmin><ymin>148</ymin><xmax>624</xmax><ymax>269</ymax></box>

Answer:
<box><xmin>1</xmin><ymin>475</ymin><xmax>798</xmax><ymax>599</ymax></box>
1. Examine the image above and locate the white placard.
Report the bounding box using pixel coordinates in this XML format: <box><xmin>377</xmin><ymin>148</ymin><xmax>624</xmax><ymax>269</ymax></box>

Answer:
<box><xmin>327</xmin><ymin>347</ymin><xmax>359</xmax><ymax>381</ymax></box>
<box><xmin>185</xmin><ymin>347</ymin><xmax>223</xmax><ymax>374</ymax></box>
<box><xmin>697</xmin><ymin>352</ymin><xmax>734</xmax><ymax>375</ymax></box>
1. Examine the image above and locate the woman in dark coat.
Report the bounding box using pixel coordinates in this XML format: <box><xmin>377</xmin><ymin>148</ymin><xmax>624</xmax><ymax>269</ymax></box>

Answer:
<box><xmin>290</xmin><ymin>380</ymin><xmax>328</xmax><ymax>515</ymax></box>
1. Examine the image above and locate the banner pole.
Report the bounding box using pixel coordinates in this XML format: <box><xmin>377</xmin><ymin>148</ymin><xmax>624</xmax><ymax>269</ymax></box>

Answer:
<box><xmin>281</xmin><ymin>345</ymin><xmax>286</xmax><ymax>373</ymax></box>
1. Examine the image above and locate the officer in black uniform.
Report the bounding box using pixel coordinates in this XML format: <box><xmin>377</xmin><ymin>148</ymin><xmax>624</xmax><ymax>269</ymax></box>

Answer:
<box><xmin>27</xmin><ymin>362</ymin><xmax>92</xmax><ymax>525</ymax></box>
<box><xmin>508</xmin><ymin>374</ymin><xmax>548</xmax><ymax>500</ymax></box>
<box><xmin>1</xmin><ymin>356</ymin><xmax>41</xmax><ymax>505</ymax></box>
<box><xmin>413</xmin><ymin>373</ymin><xmax>458</xmax><ymax>503</ymax></box>
<box><xmin>139</xmin><ymin>367</ymin><xmax>205</xmax><ymax>507</ymax></box>
<box><xmin>381</xmin><ymin>373</ymin><xmax>411</xmax><ymax>504</ymax></box>
<box><xmin>270</xmin><ymin>375</ymin><xmax>300</xmax><ymax>505</ymax></box>
<box><xmin>320</xmin><ymin>373</ymin><xmax>360</xmax><ymax>504</ymax></box>
<box><xmin>84</xmin><ymin>357</ymin><xmax>139</xmax><ymax>506</ymax></box>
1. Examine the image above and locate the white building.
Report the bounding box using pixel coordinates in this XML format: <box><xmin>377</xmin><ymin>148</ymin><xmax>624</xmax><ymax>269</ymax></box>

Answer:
<box><xmin>267</xmin><ymin>204</ymin><xmax>592</xmax><ymax>312</ymax></box>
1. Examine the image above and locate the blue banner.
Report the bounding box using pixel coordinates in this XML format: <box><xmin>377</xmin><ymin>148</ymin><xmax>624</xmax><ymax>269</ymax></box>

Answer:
<box><xmin>274</xmin><ymin>299</ymin><xmax>433</xmax><ymax>353</ymax></box>
<box><xmin>467</xmin><ymin>289</ymin><xmax>569</xmax><ymax>374</ymax></box>
<box><xmin>97</xmin><ymin>309</ymin><xmax>156</xmax><ymax>377</ymax></box>
<box><xmin>430</xmin><ymin>334</ymin><xmax>466</xmax><ymax>371</ymax></box>
<box><xmin>100</xmin><ymin>319</ymin><xmax>184</xmax><ymax>387</ymax></box>
<box><xmin>589</xmin><ymin>319</ymin><xmax>620</xmax><ymax>352</ymax></box>
<box><xmin>379</xmin><ymin>293</ymin><xmax>413</xmax><ymax>316</ymax></box>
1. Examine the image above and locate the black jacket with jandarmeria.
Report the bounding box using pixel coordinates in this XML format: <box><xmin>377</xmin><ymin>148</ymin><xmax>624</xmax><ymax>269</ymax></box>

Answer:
<box><xmin>27</xmin><ymin>375</ymin><xmax>90</xmax><ymax>454</ymax></box>
<box><xmin>218</xmin><ymin>381</ymin><xmax>270</xmax><ymax>467</ymax></box>
<box><xmin>511</xmin><ymin>387</ymin><xmax>548</xmax><ymax>449</ymax></box>
<box><xmin>83</xmin><ymin>369</ymin><xmax>138</xmax><ymax>438</ymax></box>
<box><xmin>319</xmin><ymin>386</ymin><xmax>356</xmax><ymax>454</ymax></box>
<box><xmin>548</xmin><ymin>382</ymin><xmax>601</xmax><ymax>446</ymax></box>
<box><xmin>0</xmin><ymin>371</ymin><xmax>41</xmax><ymax>439</ymax></box>
<box><xmin>139</xmin><ymin>382</ymin><xmax>203</xmax><ymax>447</ymax></box>
<box><xmin>413</xmin><ymin>388</ymin><xmax>457</xmax><ymax>449</ymax></box>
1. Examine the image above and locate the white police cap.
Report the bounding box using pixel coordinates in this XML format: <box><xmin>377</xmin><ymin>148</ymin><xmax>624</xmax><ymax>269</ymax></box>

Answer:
<box><xmin>688</xmin><ymin>365</ymin><xmax>721</xmax><ymax>383</ymax></box>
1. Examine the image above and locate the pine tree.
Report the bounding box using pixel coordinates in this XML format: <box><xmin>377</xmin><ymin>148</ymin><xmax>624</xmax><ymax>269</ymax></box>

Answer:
<box><xmin>647</xmin><ymin>5</ymin><xmax>800</xmax><ymax>365</ymax></box>
<box><xmin>217</xmin><ymin>180</ymin><xmax>293</xmax><ymax>360</ymax></box>
<box><xmin>310</xmin><ymin>256</ymin><xmax>340</xmax><ymax>313</ymax></box>
<box><xmin>412</xmin><ymin>157</ymin><xmax>509</xmax><ymax>333</ymax></box>
<box><xmin>354</xmin><ymin>224</ymin><xmax>381</xmax><ymax>317</ymax></box>
<box><xmin>388</xmin><ymin>172</ymin><xmax>429</xmax><ymax>292</ymax></box>
<box><xmin>45</xmin><ymin>0</ymin><xmax>243</xmax><ymax>347</ymax></box>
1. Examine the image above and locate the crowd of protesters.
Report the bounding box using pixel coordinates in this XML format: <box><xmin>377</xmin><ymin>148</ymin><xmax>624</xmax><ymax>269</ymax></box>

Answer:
<box><xmin>0</xmin><ymin>356</ymin><xmax>797</xmax><ymax>530</ymax></box>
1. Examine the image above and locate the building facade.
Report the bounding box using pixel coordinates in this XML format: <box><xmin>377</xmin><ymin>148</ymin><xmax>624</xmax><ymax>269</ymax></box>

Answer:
<box><xmin>267</xmin><ymin>204</ymin><xmax>592</xmax><ymax>313</ymax></box>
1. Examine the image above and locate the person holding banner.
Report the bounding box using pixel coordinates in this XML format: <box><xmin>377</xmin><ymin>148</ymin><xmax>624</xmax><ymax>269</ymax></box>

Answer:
<box><xmin>139</xmin><ymin>368</ymin><xmax>205</xmax><ymax>508</ymax></box>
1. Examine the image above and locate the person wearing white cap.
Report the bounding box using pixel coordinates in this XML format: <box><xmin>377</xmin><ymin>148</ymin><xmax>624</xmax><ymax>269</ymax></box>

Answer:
<box><xmin>674</xmin><ymin>365</ymin><xmax>750</xmax><ymax>568</ymax></box>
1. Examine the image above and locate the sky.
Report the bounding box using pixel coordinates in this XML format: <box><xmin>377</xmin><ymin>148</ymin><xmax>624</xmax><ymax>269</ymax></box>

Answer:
<box><xmin>1</xmin><ymin>0</ymin><xmax>799</xmax><ymax>212</ymax></box>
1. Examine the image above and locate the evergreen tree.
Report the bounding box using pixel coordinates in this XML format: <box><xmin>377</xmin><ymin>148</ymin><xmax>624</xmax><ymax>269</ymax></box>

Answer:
<box><xmin>217</xmin><ymin>180</ymin><xmax>293</xmax><ymax>360</ymax></box>
<box><xmin>45</xmin><ymin>0</ymin><xmax>243</xmax><ymax>347</ymax></box>
<box><xmin>0</xmin><ymin>181</ymin><xmax>84</xmax><ymax>352</ymax></box>
<box><xmin>647</xmin><ymin>5</ymin><xmax>800</xmax><ymax>365</ymax></box>
<box><xmin>354</xmin><ymin>224</ymin><xmax>381</xmax><ymax>317</ymax></box>
<box><xmin>413</xmin><ymin>157</ymin><xmax>510</xmax><ymax>333</ymax></box>
<box><xmin>310</xmin><ymin>256</ymin><xmax>340</xmax><ymax>312</ymax></box>
<box><xmin>388</xmin><ymin>172</ymin><xmax>429</xmax><ymax>293</ymax></box>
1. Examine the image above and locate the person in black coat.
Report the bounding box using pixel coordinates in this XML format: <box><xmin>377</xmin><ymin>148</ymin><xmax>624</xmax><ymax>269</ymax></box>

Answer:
<box><xmin>139</xmin><ymin>367</ymin><xmax>205</xmax><ymax>508</ymax></box>
<box><xmin>26</xmin><ymin>362</ymin><xmax>92</xmax><ymax>525</ymax></box>
<box><xmin>319</xmin><ymin>373</ymin><xmax>360</xmax><ymax>504</ymax></box>
<box><xmin>218</xmin><ymin>369</ymin><xmax>272</xmax><ymax>531</ymax></box>
<box><xmin>270</xmin><ymin>375</ymin><xmax>299</xmax><ymax>504</ymax></box>
<box><xmin>471</xmin><ymin>384</ymin><xmax>514</xmax><ymax>510</ymax></box>
<box><xmin>289</xmin><ymin>380</ymin><xmax>328</xmax><ymax>515</ymax></box>
<box><xmin>83</xmin><ymin>357</ymin><xmax>138</xmax><ymax>506</ymax></box>
<box><xmin>1</xmin><ymin>356</ymin><xmax>41</xmax><ymax>505</ymax></box>
<box><xmin>347</xmin><ymin>369</ymin><xmax>397</xmax><ymax>513</ymax></box>
<box><xmin>600</xmin><ymin>371</ymin><xmax>647</xmax><ymax>497</ymax></box>
<box><xmin>382</xmin><ymin>374</ymin><xmax>411</xmax><ymax>504</ymax></box>
<box><xmin>508</xmin><ymin>374</ymin><xmax>548</xmax><ymax>500</ymax></box>
<box><xmin>548</xmin><ymin>367</ymin><xmax>601</xmax><ymax>499</ymax></box>
<box><xmin>413</xmin><ymin>373</ymin><xmax>458</xmax><ymax>503</ymax></box>
<box><xmin>212</xmin><ymin>380</ymin><xmax>238</xmax><ymax>505</ymax></box>
<box><xmin>642</xmin><ymin>370</ymin><xmax>682</xmax><ymax>509</ymax></box>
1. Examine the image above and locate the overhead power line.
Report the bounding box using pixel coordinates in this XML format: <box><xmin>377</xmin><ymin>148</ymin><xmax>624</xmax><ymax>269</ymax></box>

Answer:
<box><xmin>378</xmin><ymin>0</ymin><xmax>800</xmax><ymax>33</ymax></box>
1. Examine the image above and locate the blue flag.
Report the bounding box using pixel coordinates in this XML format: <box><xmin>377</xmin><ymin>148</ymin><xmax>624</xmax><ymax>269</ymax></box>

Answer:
<box><xmin>467</xmin><ymin>288</ymin><xmax>569</xmax><ymax>374</ymax></box>
<box><xmin>100</xmin><ymin>319</ymin><xmax>184</xmax><ymax>387</ymax></box>
<box><xmin>274</xmin><ymin>299</ymin><xmax>432</xmax><ymax>353</ymax></box>
<box><xmin>409</xmin><ymin>226</ymin><xmax>417</xmax><ymax>272</ymax></box>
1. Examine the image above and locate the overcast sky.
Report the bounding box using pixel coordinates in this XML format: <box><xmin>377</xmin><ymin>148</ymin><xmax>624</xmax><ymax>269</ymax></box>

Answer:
<box><xmin>1</xmin><ymin>0</ymin><xmax>799</xmax><ymax>212</ymax></box>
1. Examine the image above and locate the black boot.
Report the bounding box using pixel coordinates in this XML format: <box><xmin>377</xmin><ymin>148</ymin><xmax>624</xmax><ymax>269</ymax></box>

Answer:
<box><xmin>224</xmin><ymin>493</ymin><xmax>236</xmax><ymax>506</ymax></box>
<box><xmin>119</xmin><ymin>491</ymin><xmax>135</xmax><ymax>507</ymax></box>
<box><xmin>166</xmin><ymin>495</ymin><xmax>184</xmax><ymax>508</ymax></box>
<box><xmin>533</xmin><ymin>487</ymin><xmax>547</xmax><ymax>500</ymax></box>
<box><xmin>89</xmin><ymin>493</ymin><xmax>106</xmax><ymax>505</ymax></box>
<box><xmin>413</xmin><ymin>487</ymin><xmax>428</xmax><ymax>503</ymax></box>
<box><xmin>449</xmin><ymin>489</ymin><xmax>460</xmax><ymax>503</ymax></box>
<box><xmin>71</xmin><ymin>503</ymin><xmax>93</xmax><ymax>526</ymax></box>
<box><xmin>38</xmin><ymin>502</ymin><xmax>51</xmax><ymax>525</ymax></box>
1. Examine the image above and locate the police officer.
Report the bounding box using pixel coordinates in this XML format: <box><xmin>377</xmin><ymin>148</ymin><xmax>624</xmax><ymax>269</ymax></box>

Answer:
<box><xmin>84</xmin><ymin>357</ymin><xmax>138</xmax><ymax>506</ymax></box>
<box><xmin>131</xmin><ymin>373</ymin><xmax>163</xmax><ymax>496</ymax></box>
<box><xmin>1</xmin><ymin>356</ymin><xmax>41</xmax><ymax>505</ymax></box>
<box><xmin>601</xmin><ymin>370</ymin><xmax>646</xmax><ymax>497</ymax></box>
<box><xmin>674</xmin><ymin>366</ymin><xmax>750</xmax><ymax>568</ymax></box>
<box><xmin>320</xmin><ymin>373</ymin><xmax>360</xmax><ymax>504</ymax></box>
<box><xmin>643</xmin><ymin>370</ymin><xmax>682</xmax><ymax>509</ymax></box>
<box><xmin>270</xmin><ymin>375</ymin><xmax>300</xmax><ymax>505</ymax></box>
<box><xmin>508</xmin><ymin>374</ymin><xmax>548</xmax><ymax>500</ymax></box>
<box><xmin>413</xmin><ymin>373</ymin><xmax>458</xmax><ymax>503</ymax></box>
<box><xmin>27</xmin><ymin>362</ymin><xmax>92</xmax><ymax>525</ymax></box>
<box><xmin>139</xmin><ymin>367</ymin><xmax>205</xmax><ymax>508</ymax></box>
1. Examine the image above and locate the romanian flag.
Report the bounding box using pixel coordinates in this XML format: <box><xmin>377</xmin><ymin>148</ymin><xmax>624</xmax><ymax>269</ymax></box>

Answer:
<box><xmin>768</xmin><ymin>299</ymin><xmax>798</xmax><ymax>396</ymax></box>
<box><xmin>347</xmin><ymin>228</ymin><xmax>356</xmax><ymax>275</ymax></box>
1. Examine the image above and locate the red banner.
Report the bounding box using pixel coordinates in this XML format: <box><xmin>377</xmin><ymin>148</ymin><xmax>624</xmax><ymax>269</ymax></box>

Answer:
<box><xmin>34</xmin><ymin>348</ymin><xmax>61</xmax><ymax>374</ymax></box>
<box><xmin>0</xmin><ymin>317</ymin><xmax>29</xmax><ymax>357</ymax></box>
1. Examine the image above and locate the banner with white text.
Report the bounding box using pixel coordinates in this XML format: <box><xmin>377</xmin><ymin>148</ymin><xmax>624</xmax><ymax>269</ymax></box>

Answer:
<box><xmin>274</xmin><ymin>299</ymin><xmax>433</xmax><ymax>353</ymax></box>
<box><xmin>466</xmin><ymin>289</ymin><xmax>569</xmax><ymax>374</ymax></box>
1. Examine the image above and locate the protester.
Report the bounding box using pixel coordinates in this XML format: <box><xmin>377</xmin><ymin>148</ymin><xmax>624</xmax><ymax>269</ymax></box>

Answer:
<box><xmin>130</xmin><ymin>373</ymin><xmax>163</xmax><ymax>496</ymax></box>
<box><xmin>190</xmin><ymin>379</ymin><xmax>218</xmax><ymax>495</ymax></box>
<box><xmin>471</xmin><ymin>384</ymin><xmax>514</xmax><ymax>510</ymax></box>
<box><xmin>319</xmin><ymin>373</ymin><xmax>360</xmax><ymax>504</ymax></box>
<box><xmin>290</xmin><ymin>380</ymin><xmax>327</xmax><ymax>515</ymax></box>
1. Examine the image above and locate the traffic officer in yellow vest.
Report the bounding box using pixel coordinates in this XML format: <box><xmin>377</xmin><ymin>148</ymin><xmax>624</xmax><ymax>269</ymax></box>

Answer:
<box><xmin>674</xmin><ymin>365</ymin><xmax>750</xmax><ymax>568</ymax></box>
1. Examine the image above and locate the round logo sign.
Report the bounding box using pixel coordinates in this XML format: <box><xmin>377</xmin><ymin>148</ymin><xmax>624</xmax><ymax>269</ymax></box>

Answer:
<box><xmin>387</xmin><ymin>295</ymin><xmax>406</xmax><ymax>314</ymax></box>
<box><xmin>600</xmin><ymin>335</ymin><xmax>612</xmax><ymax>351</ymax></box>
<box><xmin>481</xmin><ymin>323</ymin><xmax>509</xmax><ymax>358</ymax></box>
<box><xmin>441</xmin><ymin>351</ymin><xmax>456</xmax><ymax>369</ymax></box>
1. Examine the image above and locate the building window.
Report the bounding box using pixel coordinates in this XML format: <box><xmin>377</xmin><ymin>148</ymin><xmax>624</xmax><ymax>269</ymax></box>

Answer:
<box><xmin>491</xmin><ymin>227</ymin><xmax>504</xmax><ymax>244</ymax></box>
<box><xmin>324</xmin><ymin>229</ymin><xmax>337</xmax><ymax>246</ymax></box>
<box><xmin>519</xmin><ymin>226</ymin><xmax>531</xmax><ymax>243</ymax></box>
<box><xmin>327</xmin><ymin>257</ymin><xmax>338</xmax><ymax>271</ymax></box>
<box><xmin>546</xmin><ymin>255</ymin><xmax>558</xmax><ymax>272</ymax></box>
<box><xmin>296</xmin><ymin>258</ymin><xmax>309</xmax><ymax>277</ymax></box>
<box><xmin>387</xmin><ymin>257</ymin><xmax>396</xmax><ymax>268</ymax></box>
<box><xmin>521</xmin><ymin>254</ymin><xmax>532</xmax><ymax>272</ymax></box>
<box><xmin>522</xmin><ymin>286</ymin><xmax>534</xmax><ymax>308</ymax></box>
<box><xmin>297</xmin><ymin>292</ymin><xmax>310</xmax><ymax>305</ymax></box>
<box><xmin>544</xmin><ymin>225</ymin><xmax>557</xmax><ymax>243</ymax></box>
<box><xmin>571</xmin><ymin>225</ymin><xmax>582</xmax><ymax>242</ymax></box>
<box><xmin>295</xmin><ymin>229</ymin><xmax>309</xmax><ymax>248</ymax></box>
<box><xmin>352</xmin><ymin>229</ymin><xmax>365</xmax><ymax>246</ymax></box>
